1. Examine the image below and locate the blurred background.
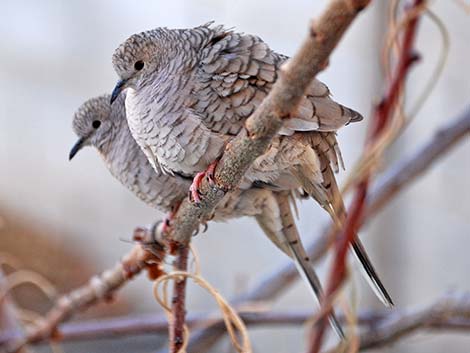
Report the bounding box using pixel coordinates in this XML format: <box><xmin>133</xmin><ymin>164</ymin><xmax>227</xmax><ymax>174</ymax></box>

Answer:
<box><xmin>0</xmin><ymin>1</ymin><xmax>469</xmax><ymax>352</ymax></box>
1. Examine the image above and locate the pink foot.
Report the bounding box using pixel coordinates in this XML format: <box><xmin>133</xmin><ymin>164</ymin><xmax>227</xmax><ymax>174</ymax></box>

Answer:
<box><xmin>188</xmin><ymin>160</ymin><xmax>219</xmax><ymax>205</ymax></box>
<box><xmin>189</xmin><ymin>172</ymin><xmax>206</xmax><ymax>205</ymax></box>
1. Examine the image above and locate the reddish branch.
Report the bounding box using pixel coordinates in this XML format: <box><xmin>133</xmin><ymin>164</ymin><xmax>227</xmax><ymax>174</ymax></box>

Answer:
<box><xmin>309</xmin><ymin>1</ymin><xmax>425</xmax><ymax>352</ymax></box>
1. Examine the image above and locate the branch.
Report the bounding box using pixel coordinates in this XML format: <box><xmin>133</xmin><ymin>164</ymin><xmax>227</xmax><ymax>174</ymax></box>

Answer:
<box><xmin>357</xmin><ymin>293</ymin><xmax>470</xmax><ymax>350</ymax></box>
<box><xmin>182</xmin><ymin>106</ymin><xmax>470</xmax><ymax>353</ymax></box>
<box><xmin>157</xmin><ymin>1</ymin><xmax>370</xmax><ymax>350</ymax></box>
<box><xmin>169</xmin><ymin>245</ymin><xmax>189</xmax><ymax>353</ymax></box>
<box><xmin>163</xmin><ymin>0</ymin><xmax>371</xmax><ymax>247</ymax></box>
<box><xmin>366</xmin><ymin>106</ymin><xmax>470</xmax><ymax>214</ymax></box>
<box><xmin>4</xmin><ymin>226</ymin><xmax>164</xmax><ymax>353</ymax></box>
<box><xmin>5</xmin><ymin>293</ymin><xmax>470</xmax><ymax>352</ymax></box>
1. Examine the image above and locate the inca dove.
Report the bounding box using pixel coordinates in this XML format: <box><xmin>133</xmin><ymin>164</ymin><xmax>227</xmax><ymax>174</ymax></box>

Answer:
<box><xmin>109</xmin><ymin>24</ymin><xmax>393</xmax><ymax>307</ymax></box>
<box><xmin>69</xmin><ymin>93</ymin><xmax>344</xmax><ymax>337</ymax></box>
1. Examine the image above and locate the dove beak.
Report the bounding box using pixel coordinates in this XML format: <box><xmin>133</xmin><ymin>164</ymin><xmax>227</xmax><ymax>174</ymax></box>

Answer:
<box><xmin>69</xmin><ymin>137</ymin><xmax>86</xmax><ymax>161</ymax></box>
<box><xmin>110</xmin><ymin>79</ymin><xmax>127</xmax><ymax>104</ymax></box>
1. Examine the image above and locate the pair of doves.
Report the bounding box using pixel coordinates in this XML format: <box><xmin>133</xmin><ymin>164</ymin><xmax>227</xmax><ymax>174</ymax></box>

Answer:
<box><xmin>70</xmin><ymin>23</ymin><xmax>393</xmax><ymax>338</ymax></box>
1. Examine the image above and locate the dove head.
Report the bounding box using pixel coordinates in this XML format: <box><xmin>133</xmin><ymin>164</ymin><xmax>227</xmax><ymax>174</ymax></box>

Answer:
<box><xmin>70</xmin><ymin>94</ymin><xmax>125</xmax><ymax>160</ymax></box>
<box><xmin>110</xmin><ymin>29</ymin><xmax>168</xmax><ymax>103</ymax></box>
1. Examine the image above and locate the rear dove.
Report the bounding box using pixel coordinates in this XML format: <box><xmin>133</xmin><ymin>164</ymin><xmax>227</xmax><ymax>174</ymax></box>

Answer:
<box><xmin>69</xmin><ymin>93</ymin><xmax>346</xmax><ymax>337</ymax></box>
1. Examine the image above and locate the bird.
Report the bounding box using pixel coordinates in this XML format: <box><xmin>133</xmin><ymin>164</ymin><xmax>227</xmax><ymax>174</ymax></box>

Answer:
<box><xmin>69</xmin><ymin>94</ymin><xmax>346</xmax><ymax>337</ymax></box>
<box><xmin>109</xmin><ymin>23</ymin><xmax>393</xmax><ymax>308</ymax></box>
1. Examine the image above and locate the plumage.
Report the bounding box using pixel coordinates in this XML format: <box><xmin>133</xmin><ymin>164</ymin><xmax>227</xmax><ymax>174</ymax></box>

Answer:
<box><xmin>71</xmin><ymin>94</ymin><xmax>346</xmax><ymax>337</ymax></box>
<box><xmin>110</xmin><ymin>23</ymin><xmax>392</xmax><ymax>308</ymax></box>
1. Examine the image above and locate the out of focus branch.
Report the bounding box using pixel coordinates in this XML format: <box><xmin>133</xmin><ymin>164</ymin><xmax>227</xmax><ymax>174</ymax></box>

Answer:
<box><xmin>357</xmin><ymin>293</ymin><xmax>470</xmax><ymax>350</ymax></box>
<box><xmin>4</xmin><ymin>226</ymin><xmax>164</xmax><ymax>353</ymax></box>
<box><xmin>367</xmin><ymin>106</ymin><xmax>470</xmax><ymax>213</ymax></box>
<box><xmin>309</xmin><ymin>1</ymin><xmax>425</xmax><ymax>351</ymax></box>
<box><xmin>183</xmin><ymin>106</ymin><xmax>470</xmax><ymax>352</ymax></box>
<box><xmin>5</xmin><ymin>293</ymin><xmax>470</xmax><ymax>352</ymax></box>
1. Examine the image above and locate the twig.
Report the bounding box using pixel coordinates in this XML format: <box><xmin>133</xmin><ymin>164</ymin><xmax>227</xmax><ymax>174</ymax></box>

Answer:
<box><xmin>309</xmin><ymin>1</ymin><xmax>424</xmax><ymax>351</ymax></box>
<box><xmin>169</xmin><ymin>245</ymin><xmax>189</xmax><ymax>353</ymax></box>
<box><xmin>4</xmin><ymin>226</ymin><xmax>164</xmax><ymax>353</ymax></box>
<box><xmin>182</xmin><ymin>108</ymin><xmax>470</xmax><ymax>352</ymax></box>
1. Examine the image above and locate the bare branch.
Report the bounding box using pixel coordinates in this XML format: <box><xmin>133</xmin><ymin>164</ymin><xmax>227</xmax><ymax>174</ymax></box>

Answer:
<box><xmin>4</xmin><ymin>227</ymin><xmax>164</xmax><ymax>353</ymax></box>
<box><xmin>157</xmin><ymin>1</ymin><xmax>371</xmax><ymax>350</ymax></box>
<box><xmin>357</xmin><ymin>293</ymin><xmax>470</xmax><ymax>351</ymax></box>
<box><xmin>169</xmin><ymin>245</ymin><xmax>189</xmax><ymax>353</ymax></box>
<box><xmin>5</xmin><ymin>293</ymin><xmax>470</xmax><ymax>352</ymax></box>
<box><xmin>164</xmin><ymin>0</ymin><xmax>371</xmax><ymax>246</ymax></box>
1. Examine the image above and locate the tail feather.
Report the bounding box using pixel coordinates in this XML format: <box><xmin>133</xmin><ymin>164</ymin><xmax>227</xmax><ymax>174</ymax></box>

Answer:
<box><xmin>274</xmin><ymin>192</ymin><xmax>345</xmax><ymax>339</ymax></box>
<box><xmin>298</xmin><ymin>148</ymin><xmax>394</xmax><ymax>308</ymax></box>
<box><xmin>351</xmin><ymin>241</ymin><xmax>394</xmax><ymax>308</ymax></box>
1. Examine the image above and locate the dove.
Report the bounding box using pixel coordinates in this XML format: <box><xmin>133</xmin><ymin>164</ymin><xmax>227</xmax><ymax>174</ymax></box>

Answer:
<box><xmin>69</xmin><ymin>93</ymin><xmax>346</xmax><ymax>337</ymax></box>
<box><xmin>109</xmin><ymin>23</ymin><xmax>393</xmax><ymax>307</ymax></box>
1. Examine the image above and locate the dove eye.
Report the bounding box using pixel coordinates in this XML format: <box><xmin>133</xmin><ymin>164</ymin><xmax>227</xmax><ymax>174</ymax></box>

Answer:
<box><xmin>92</xmin><ymin>120</ymin><xmax>101</xmax><ymax>129</ymax></box>
<box><xmin>134</xmin><ymin>60</ymin><xmax>144</xmax><ymax>71</ymax></box>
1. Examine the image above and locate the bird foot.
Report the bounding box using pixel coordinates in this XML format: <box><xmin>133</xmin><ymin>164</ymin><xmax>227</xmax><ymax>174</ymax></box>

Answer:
<box><xmin>188</xmin><ymin>160</ymin><xmax>219</xmax><ymax>205</ymax></box>
<box><xmin>189</xmin><ymin>172</ymin><xmax>206</xmax><ymax>205</ymax></box>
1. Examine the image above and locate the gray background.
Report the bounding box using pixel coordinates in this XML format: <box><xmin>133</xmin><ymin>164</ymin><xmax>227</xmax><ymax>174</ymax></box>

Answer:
<box><xmin>0</xmin><ymin>1</ymin><xmax>469</xmax><ymax>352</ymax></box>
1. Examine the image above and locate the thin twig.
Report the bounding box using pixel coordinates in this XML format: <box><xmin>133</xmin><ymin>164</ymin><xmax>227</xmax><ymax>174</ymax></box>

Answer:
<box><xmin>309</xmin><ymin>1</ymin><xmax>425</xmax><ymax>351</ymax></box>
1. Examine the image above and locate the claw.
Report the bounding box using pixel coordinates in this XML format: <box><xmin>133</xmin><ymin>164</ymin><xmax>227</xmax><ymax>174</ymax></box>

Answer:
<box><xmin>206</xmin><ymin>159</ymin><xmax>219</xmax><ymax>186</ymax></box>
<box><xmin>189</xmin><ymin>172</ymin><xmax>205</xmax><ymax>205</ymax></box>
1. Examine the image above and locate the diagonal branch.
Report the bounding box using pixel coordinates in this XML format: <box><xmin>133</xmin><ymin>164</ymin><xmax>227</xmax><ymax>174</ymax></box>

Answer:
<box><xmin>357</xmin><ymin>293</ymin><xmax>470</xmax><ymax>350</ymax></box>
<box><xmin>158</xmin><ymin>1</ymin><xmax>371</xmax><ymax>350</ymax></box>
<box><xmin>163</xmin><ymin>0</ymin><xmax>372</xmax><ymax>248</ymax></box>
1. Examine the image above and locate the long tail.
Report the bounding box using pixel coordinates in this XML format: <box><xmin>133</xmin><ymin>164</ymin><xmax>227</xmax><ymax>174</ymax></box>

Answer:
<box><xmin>295</xmin><ymin>148</ymin><xmax>394</xmax><ymax>308</ymax></box>
<box><xmin>255</xmin><ymin>191</ymin><xmax>345</xmax><ymax>339</ymax></box>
